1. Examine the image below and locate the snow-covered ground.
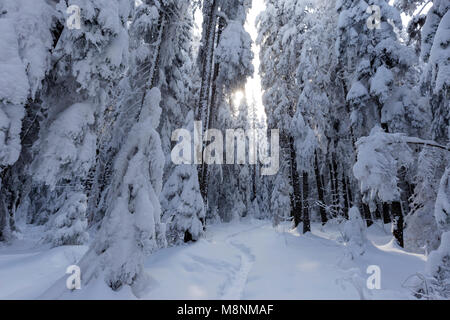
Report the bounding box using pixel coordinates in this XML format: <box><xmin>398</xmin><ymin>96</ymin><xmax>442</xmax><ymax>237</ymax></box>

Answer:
<box><xmin>0</xmin><ymin>218</ymin><xmax>426</xmax><ymax>300</ymax></box>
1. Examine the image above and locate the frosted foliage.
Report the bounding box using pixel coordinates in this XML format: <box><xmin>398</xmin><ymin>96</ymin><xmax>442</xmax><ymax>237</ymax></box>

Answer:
<box><xmin>161</xmin><ymin>164</ymin><xmax>205</xmax><ymax>245</ymax></box>
<box><xmin>0</xmin><ymin>104</ymin><xmax>24</xmax><ymax>168</ymax></box>
<box><xmin>405</xmin><ymin>208</ymin><xmax>441</xmax><ymax>254</ymax></box>
<box><xmin>161</xmin><ymin>110</ymin><xmax>205</xmax><ymax>246</ymax></box>
<box><xmin>0</xmin><ymin>0</ymin><xmax>55</xmax><ymax>168</ymax></box>
<box><xmin>31</xmin><ymin>102</ymin><xmax>97</xmax><ymax>190</ymax></box>
<box><xmin>271</xmin><ymin>169</ymin><xmax>292</xmax><ymax>226</ymax></box>
<box><xmin>0</xmin><ymin>20</ymin><xmax>29</xmax><ymax>106</ymax></box>
<box><xmin>347</xmin><ymin>81</ymin><xmax>369</xmax><ymax>102</ymax></box>
<box><xmin>45</xmin><ymin>193</ymin><xmax>89</xmax><ymax>247</ymax></box>
<box><xmin>405</xmin><ymin>149</ymin><xmax>443</xmax><ymax>254</ymax></box>
<box><xmin>353</xmin><ymin>127</ymin><xmax>413</xmax><ymax>203</ymax></box>
<box><xmin>54</xmin><ymin>0</ymin><xmax>131</xmax><ymax>97</ymax></box>
<box><xmin>216</xmin><ymin>21</ymin><xmax>254</xmax><ymax>92</ymax></box>
<box><xmin>428</xmin><ymin>10</ymin><xmax>450</xmax><ymax>94</ymax></box>
<box><xmin>292</xmin><ymin>111</ymin><xmax>317</xmax><ymax>170</ymax></box>
<box><xmin>425</xmin><ymin>231</ymin><xmax>450</xmax><ymax>299</ymax></box>
<box><xmin>343</xmin><ymin>207</ymin><xmax>367</xmax><ymax>258</ymax></box>
<box><xmin>370</xmin><ymin>66</ymin><xmax>394</xmax><ymax>104</ymax></box>
<box><xmin>435</xmin><ymin>168</ymin><xmax>450</xmax><ymax>232</ymax></box>
<box><xmin>0</xmin><ymin>0</ymin><xmax>55</xmax><ymax>101</ymax></box>
<box><xmin>421</xmin><ymin>0</ymin><xmax>450</xmax><ymax>63</ymax></box>
<box><xmin>86</xmin><ymin>88</ymin><xmax>165</xmax><ymax>291</ymax></box>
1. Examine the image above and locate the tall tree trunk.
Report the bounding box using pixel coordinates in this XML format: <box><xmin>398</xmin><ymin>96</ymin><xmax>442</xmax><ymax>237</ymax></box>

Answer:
<box><xmin>200</xmin><ymin>15</ymin><xmax>225</xmax><ymax>202</ymax></box>
<box><xmin>329</xmin><ymin>157</ymin><xmax>340</xmax><ymax>217</ymax></box>
<box><xmin>332</xmin><ymin>156</ymin><xmax>341</xmax><ymax>216</ymax></box>
<box><xmin>362</xmin><ymin>203</ymin><xmax>373</xmax><ymax>227</ymax></box>
<box><xmin>341</xmin><ymin>170</ymin><xmax>349</xmax><ymax>219</ymax></box>
<box><xmin>0</xmin><ymin>187</ymin><xmax>10</xmax><ymax>242</ymax></box>
<box><xmin>391</xmin><ymin>201</ymin><xmax>404</xmax><ymax>247</ymax></box>
<box><xmin>139</xmin><ymin>15</ymin><xmax>166</xmax><ymax>114</ymax></box>
<box><xmin>302</xmin><ymin>171</ymin><xmax>310</xmax><ymax>233</ymax></box>
<box><xmin>290</xmin><ymin>138</ymin><xmax>302</xmax><ymax>228</ymax></box>
<box><xmin>314</xmin><ymin>151</ymin><xmax>327</xmax><ymax>225</ymax></box>
<box><xmin>382</xmin><ymin>203</ymin><xmax>391</xmax><ymax>224</ymax></box>
<box><xmin>197</xmin><ymin>0</ymin><xmax>219</xmax><ymax>203</ymax></box>
<box><xmin>346</xmin><ymin>175</ymin><xmax>353</xmax><ymax>207</ymax></box>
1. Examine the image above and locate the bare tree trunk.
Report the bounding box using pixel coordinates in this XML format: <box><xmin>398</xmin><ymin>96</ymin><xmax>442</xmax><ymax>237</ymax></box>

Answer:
<box><xmin>0</xmin><ymin>187</ymin><xmax>11</xmax><ymax>242</ymax></box>
<box><xmin>329</xmin><ymin>156</ymin><xmax>341</xmax><ymax>217</ymax></box>
<box><xmin>341</xmin><ymin>169</ymin><xmax>349</xmax><ymax>219</ymax></box>
<box><xmin>302</xmin><ymin>171</ymin><xmax>310</xmax><ymax>233</ymax></box>
<box><xmin>139</xmin><ymin>15</ymin><xmax>166</xmax><ymax>114</ymax></box>
<box><xmin>200</xmin><ymin>15</ymin><xmax>225</xmax><ymax>202</ymax></box>
<box><xmin>314</xmin><ymin>151</ymin><xmax>327</xmax><ymax>225</ymax></box>
<box><xmin>197</xmin><ymin>0</ymin><xmax>220</xmax><ymax>203</ymax></box>
<box><xmin>382</xmin><ymin>203</ymin><xmax>391</xmax><ymax>224</ymax></box>
<box><xmin>290</xmin><ymin>138</ymin><xmax>302</xmax><ymax>228</ymax></box>
<box><xmin>391</xmin><ymin>201</ymin><xmax>404</xmax><ymax>247</ymax></box>
<box><xmin>346</xmin><ymin>175</ymin><xmax>353</xmax><ymax>206</ymax></box>
<box><xmin>362</xmin><ymin>203</ymin><xmax>373</xmax><ymax>227</ymax></box>
<box><xmin>332</xmin><ymin>157</ymin><xmax>342</xmax><ymax>216</ymax></box>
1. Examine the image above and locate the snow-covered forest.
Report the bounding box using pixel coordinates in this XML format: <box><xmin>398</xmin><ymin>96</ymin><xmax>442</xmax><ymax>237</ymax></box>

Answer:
<box><xmin>0</xmin><ymin>0</ymin><xmax>449</xmax><ymax>300</ymax></box>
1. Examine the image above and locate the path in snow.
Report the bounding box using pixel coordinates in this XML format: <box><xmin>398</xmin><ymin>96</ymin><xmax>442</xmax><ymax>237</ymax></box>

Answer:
<box><xmin>221</xmin><ymin>228</ymin><xmax>257</xmax><ymax>299</ymax></box>
<box><xmin>0</xmin><ymin>219</ymin><xmax>427</xmax><ymax>299</ymax></box>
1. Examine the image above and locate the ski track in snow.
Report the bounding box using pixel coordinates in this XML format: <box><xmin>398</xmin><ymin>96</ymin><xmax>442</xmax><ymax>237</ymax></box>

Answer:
<box><xmin>221</xmin><ymin>230</ymin><xmax>257</xmax><ymax>300</ymax></box>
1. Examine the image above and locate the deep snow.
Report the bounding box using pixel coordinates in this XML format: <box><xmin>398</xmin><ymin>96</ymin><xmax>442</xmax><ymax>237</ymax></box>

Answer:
<box><xmin>0</xmin><ymin>218</ymin><xmax>426</xmax><ymax>300</ymax></box>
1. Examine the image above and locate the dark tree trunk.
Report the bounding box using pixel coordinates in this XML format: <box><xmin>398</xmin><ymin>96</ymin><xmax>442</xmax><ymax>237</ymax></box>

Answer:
<box><xmin>341</xmin><ymin>170</ymin><xmax>349</xmax><ymax>219</ymax></box>
<box><xmin>0</xmin><ymin>188</ymin><xmax>10</xmax><ymax>242</ymax></box>
<box><xmin>346</xmin><ymin>175</ymin><xmax>353</xmax><ymax>206</ymax></box>
<box><xmin>329</xmin><ymin>157</ymin><xmax>341</xmax><ymax>217</ymax></box>
<box><xmin>328</xmin><ymin>163</ymin><xmax>336</xmax><ymax>217</ymax></box>
<box><xmin>374</xmin><ymin>203</ymin><xmax>382</xmax><ymax>220</ymax></box>
<box><xmin>290</xmin><ymin>138</ymin><xmax>302</xmax><ymax>228</ymax></box>
<box><xmin>362</xmin><ymin>203</ymin><xmax>373</xmax><ymax>227</ymax></box>
<box><xmin>302</xmin><ymin>171</ymin><xmax>311</xmax><ymax>233</ymax></box>
<box><xmin>197</xmin><ymin>0</ymin><xmax>219</xmax><ymax>202</ymax></box>
<box><xmin>382</xmin><ymin>203</ymin><xmax>391</xmax><ymax>224</ymax></box>
<box><xmin>314</xmin><ymin>151</ymin><xmax>327</xmax><ymax>225</ymax></box>
<box><xmin>332</xmin><ymin>157</ymin><xmax>341</xmax><ymax>216</ymax></box>
<box><xmin>391</xmin><ymin>201</ymin><xmax>404</xmax><ymax>247</ymax></box>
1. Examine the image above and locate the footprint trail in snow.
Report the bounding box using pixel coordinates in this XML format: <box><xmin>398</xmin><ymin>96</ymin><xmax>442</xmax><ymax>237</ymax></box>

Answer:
<box><xmin>221</xmin><ymin>233</ymin><xmax>256</xmax><ymax>299</ymax></box>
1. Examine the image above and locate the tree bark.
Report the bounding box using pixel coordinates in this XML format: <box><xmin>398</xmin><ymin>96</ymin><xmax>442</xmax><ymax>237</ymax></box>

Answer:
<box><xmin>302</xmin><ymin>171</ymin><xmax>310</xmax><ymax>233</ymax></box>
<box><xmin>391</xmin><ymin>201</ymin><xmax>404</xmax><ymax>247</ymax></box>
<box><xmin>197</xmin><ymin>0</ymin><xmax>219</xmax><ymax>202</ymax></box>
<box><xmin>290</xmin><ymin>138</ymin><xmax>302</xmax><ymax>228</ymax></box>
<box><xmin>329</xmin><ymin>157</ymin><xmax>340</xmax><ymax>217</ymax></box>
<box><xmin>314</xmin><ymin>151</ymin><xmax>327</xmax><ymax>225</ymax></box>
<box><xmin>0</xmin><ymin>187</ymin><xmax>10</xmax><ymax>242</ymax></box>
<box><xmin>362</xmin><ymin>203</ymin><xmax>373</xmax><ymax>227</ymax></box>
<box><xmin>382</xmin><ymin>203</ymin><xmax>391</xmax><ymax>224</ymax></box>
<box><xmin>341</xmin><ymin>170</ymin><xmax>349</xmax><ymax>219</ymax></box>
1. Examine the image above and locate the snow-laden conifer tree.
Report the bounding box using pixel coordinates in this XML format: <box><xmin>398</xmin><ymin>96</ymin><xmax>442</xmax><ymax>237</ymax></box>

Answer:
<box><xmin>343</xmin><ymin>207</ymin><xmax>367</xmax><ymax>259</ymax></box>
<box><xmin>25</xmin><ymin>0</ymin><xmax>132</xmax><ymax>245</ymax></box>
<box><xmin>421</xmin><ymin>2</ymin><xmax>450</xmax><ymax>143</ymax></box>
<box><xmin>0</xmin><ymin>0</ymin><xmax>59</xmax><ymax>241</ymax></box>
<box><xmin>162</xmin><ymin>162</ymin><xmax>205</xmax><ymax>244</ymax></box>
<box><xmin>435</xmin><ymin>168</ymin><xmax>450</xmax><ymax>233</ymax></box>
<box><xmin>405</xmin><ymin>148</ymin><xmax>444</xmax><ymax>253</ymax></box>
<box><xmin>271</xmin><ymin>164</ymin><xmax>292</xmax><ymax>227</ymax></box>
<box><xmin>161</xmin><ymin>111</ymin><xmax>205</xmax><ymax>245</ymax></box>
<box><xmin>44</xmin><ymin>193</ymin><xmax>89</xmax><ymax>246</ymax></box>
<box><xmin>418</xmin><ymin>231</ymin><xmax>450</xmax><ymax>299</ymax></box>
<box><xmin>80</xmin><ymin>88</ymin><xmax>166</xmax><ymax>294</ymax></box>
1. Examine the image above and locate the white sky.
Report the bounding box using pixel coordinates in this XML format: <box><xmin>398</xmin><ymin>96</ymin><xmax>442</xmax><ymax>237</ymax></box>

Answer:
<box><xmin>241</xmin><ymin>1</ymin><xmax>267</xmax><ymax>119</ymax></box>
<box><xmin>194</xmin><ymin>2</ymin><xmax>266</xmax><ymax>118</ymax></box>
